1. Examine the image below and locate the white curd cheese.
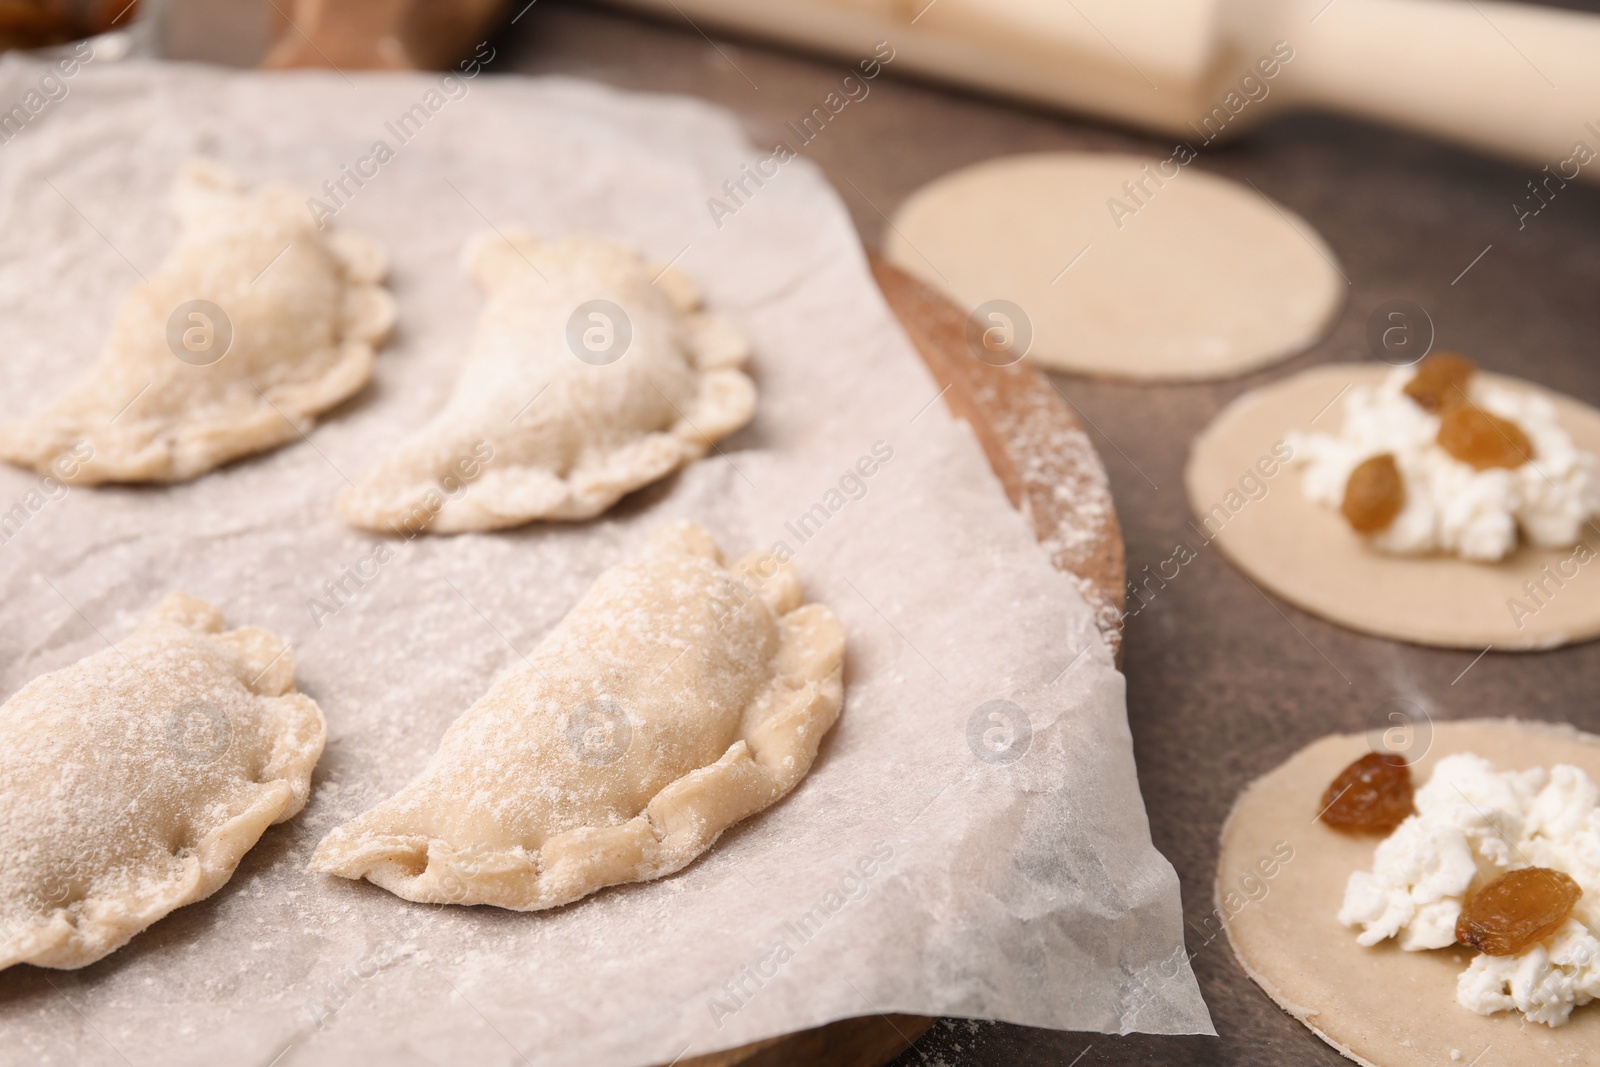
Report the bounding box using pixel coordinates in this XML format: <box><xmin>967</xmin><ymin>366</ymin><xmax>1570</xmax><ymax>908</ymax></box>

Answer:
<box><xmin>1289</xmin><ymin>367</ymin><xmax>1600</xmax><ymax>561</ymax></box>
<box><xmin>1457</xmin><ymin>919</ymin><xmax>1600</xmax><ymax>1026</ymax></box>
<box><xmin>1339</xmin><ymin>753</ymin><xmax>1600</xmax><ymax>1026</ymax></box>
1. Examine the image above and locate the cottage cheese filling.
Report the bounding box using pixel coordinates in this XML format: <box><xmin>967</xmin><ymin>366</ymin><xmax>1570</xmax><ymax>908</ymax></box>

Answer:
<box><xmin>1290</xmin><ymin>367</ymin><xmax>1599</xmax><ymax>561</ymax></box>
<box><xmin>1339</xmin><ymin>753</ymin><xmax>1600</xmax><ymax>1026</ymax></box>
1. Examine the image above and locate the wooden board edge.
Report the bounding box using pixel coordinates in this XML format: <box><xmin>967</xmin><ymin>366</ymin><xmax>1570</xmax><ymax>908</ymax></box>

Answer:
<box><xmin>673</xmin><ymin>1014</ymin><xmax>933</xmax><ymax>1067</ymax></box>
<box><xmin>869</xmin><ymin>255</ymin><xmax>1127</xmax><ymax>659</ymax></box>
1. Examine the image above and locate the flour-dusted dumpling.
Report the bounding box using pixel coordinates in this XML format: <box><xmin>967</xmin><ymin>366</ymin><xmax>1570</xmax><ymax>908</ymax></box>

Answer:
<box><xmin>311</xmin><ymin>521</ymin><xmax>842</xmax><ymax>909</ymax></box>
<box><xmin>0</xmin><ymin>161</ymin><xmax>395</xmax><ymax>484</ymax></box>
<box><xmin>336</xmin><ymin>232</ymin><xmax>755</xmax><ymax>533</ymax></box>
<box><xmin>0</xmin><ymin>594</ymin><xmax>325</xmax><ymax>970</ymax></box>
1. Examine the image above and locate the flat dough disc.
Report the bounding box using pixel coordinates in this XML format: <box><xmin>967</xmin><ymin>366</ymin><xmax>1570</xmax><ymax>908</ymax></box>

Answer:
<box><xmin>883</xmin><ymin>152</ymin><xmax>1344</xmax><ymax>380</ymax></box>
<box><xmin>1186</xmin><ymin>363</ymin><xmax>1600</xmax><ymax>649</ymax></box>
<box><xmin>1220</xmin><ymin>719</ymin><xmax>1600</xmax><ymax>1067</ymax></box>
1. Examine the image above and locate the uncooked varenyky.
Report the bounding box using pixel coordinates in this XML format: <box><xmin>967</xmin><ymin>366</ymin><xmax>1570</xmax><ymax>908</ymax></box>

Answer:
<box><xmin>0</xmin><ymin>593</ymin><xmax>325</xmax><ymax>970</ymax></box>
<box><xmin>337</xmin><ymin>232</ymin><xmax>756</xmax><ymax>533</ymax></box>
<box><xmin>310</xmin><ymin>521</ymin><xmax>843</xmax><ymax>909</ymax></box>
<box><xmin>0</xmin><ymin>161</ymin><xmax>395</xmax><ymax>484</ymax></box>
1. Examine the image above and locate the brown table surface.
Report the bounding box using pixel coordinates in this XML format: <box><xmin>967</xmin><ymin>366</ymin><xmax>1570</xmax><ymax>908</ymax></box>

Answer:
<box><xmin>176</xmin><ymin>1</ymin><xmax>1600</xmax><ymax>1063</ymax></box>
<box><xmin>495</xmin><ymin>3</ymin><xmax>1600</xmax><ymax>1064</ymax></box>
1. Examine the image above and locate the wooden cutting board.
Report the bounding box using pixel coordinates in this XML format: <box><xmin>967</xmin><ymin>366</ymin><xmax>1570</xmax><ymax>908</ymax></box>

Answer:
<box><xmin>260</xmin><ymin>8</ymin><xmax>1126</xmax><ymax>1064</ymax></box>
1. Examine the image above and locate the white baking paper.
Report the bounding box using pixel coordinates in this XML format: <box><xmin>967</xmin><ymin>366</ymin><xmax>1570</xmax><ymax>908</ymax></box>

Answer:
<box><xmin>0</xmin><ymin>56</ymin><xmax>1211</xmax><ymax>1066</ymax></box>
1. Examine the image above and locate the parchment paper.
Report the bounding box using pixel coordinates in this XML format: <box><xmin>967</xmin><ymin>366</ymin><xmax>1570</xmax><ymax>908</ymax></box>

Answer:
<box><xmin>0</xmin><ymin>57</ymin><xmax>1211</xmax><ymax>1066</ymax></box>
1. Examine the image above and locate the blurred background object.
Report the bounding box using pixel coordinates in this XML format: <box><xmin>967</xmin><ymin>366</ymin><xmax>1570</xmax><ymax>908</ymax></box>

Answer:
<box><xmin>258</xmin><ymin>0</ymin><xmax>504</xmax><ymax>70</ymax></box>
<box><xmin>0</xmin><ymin>0</ymin><xmax>141</xmax><ymax>50</ymax></box>
<box><xmin>52</xmin><ymin>0</ymin><xmax>507</xmax><ymax>68</ymax></box>
<box><xmin>22</xmin><ymin>0</ymin><xmax>1598</xmax><ymax>189</ymax></box>
<box><xmin>162</xmin><ymin>0</ymin><xmax>266</xmax><ymax>66</ymax></box>
<box><xmin>606</xmin><ymin>0</ymin><xmax>1600</xmax><ymax>181</ymax></box>
<box><xmin>52</xmin><ymin>0</ymin><xmax>1599</xmax><ymax>184</ymax></box>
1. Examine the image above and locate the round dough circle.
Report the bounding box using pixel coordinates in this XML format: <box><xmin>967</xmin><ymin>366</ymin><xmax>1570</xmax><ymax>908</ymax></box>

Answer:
<box><xmin>1185</xmin><ymin>363</ymin><xmax>1600</xmax><ymax>650</ymax></box>
<box><xmin>883</xmin><ymin>152</ymin><xmax>1344</xmax><ymax>380</ymax></box>
<box><xmin>1220</xmin><ymin>719</ymin><xmax>1600</xmax><ymax>1067</ymax></box>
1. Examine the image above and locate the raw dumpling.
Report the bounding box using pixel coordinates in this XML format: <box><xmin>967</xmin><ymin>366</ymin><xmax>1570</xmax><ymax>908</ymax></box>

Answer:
<box><xmin>336</xmin><ymin>232</ymin><xmax>755</xmax><ymax>534</ymax></box>
<box><xmin>310</xmin><ymin>521</ymin><xmax>843</xmax><ymax>909</ymax></box>
<box><xmin>0</xmin><ymin>593</ymin><xmax>326</xmax><ymax>970</ymax></box>
<box><xmin>0</xmin><ymin>161</ymin><xmax>395</xmax><ymax>484</ymax></box>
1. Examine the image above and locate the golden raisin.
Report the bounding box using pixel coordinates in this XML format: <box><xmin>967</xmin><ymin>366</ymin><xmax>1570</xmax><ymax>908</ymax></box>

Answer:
<box><xmin>1403</xmin><ymin>351</ymin><xmax>1476</xmax><ymax>412</ymax></box>
<box><xmin>1437</xmin><ymin>405</ymin><xmax>1533</xmax><ymax>470</ymax></box>
<box><xmin>1340</xmin><ymin>454</ymin><xmax>1405</xmax><ymax>533</ymax></box>
<box><xmin>1318</xmin><ymin>752</ymin><xmax>1414</xmax><ymax>833</ymax></box>
<box><xmin>1456</xmin><ymin>867</ymin><xmax>1581</xmax><ymax>956</ymax></box>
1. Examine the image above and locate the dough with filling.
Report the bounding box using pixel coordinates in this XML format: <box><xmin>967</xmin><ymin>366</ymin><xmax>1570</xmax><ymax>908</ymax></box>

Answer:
<box><xmin>884</xmin><ymin>152</ymin><xmax>1343</xmax><ymax>380</ymax></box>
<box><xmin>0</xmin><ymin>161</ymin><xmax>395</xmax><ymax>483</ymax></box>
<box><xmin>336</xmin><ymin>233</ymin><xmax>756</xmax><ymax>533</ymax></box>
<box><xmin>310</xmin><ymin>521</ymin><xmax>843</xmax><ymax>910</ymax></box>
<box><xmin>1185</xmin><ymin>363</ymin><xmax>1600</xmax><ymax>649</ymax></box>
<box><xmin>1220</xmin><ymin>719</ymin><xmax>1600</xmax><ymax>1067</ymax></box>
<box><xmin>0</xmin><ymin>593</ymin><xmax>326</xmax><ymax>970</ymax></box>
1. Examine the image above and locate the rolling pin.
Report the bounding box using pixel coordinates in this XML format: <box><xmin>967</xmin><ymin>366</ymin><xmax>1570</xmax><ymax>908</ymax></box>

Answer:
<box><xmin>603</xmin><ymin>0</ymin><xmax>1600</xmax><ymax>180</ymax></box>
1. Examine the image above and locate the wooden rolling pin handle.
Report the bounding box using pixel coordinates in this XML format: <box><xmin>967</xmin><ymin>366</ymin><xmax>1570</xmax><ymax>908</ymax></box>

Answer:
<box><xmin>1278</xmin><ymin>0</ymin><xmax>1600</xmax><ymax>179</ymax></box>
